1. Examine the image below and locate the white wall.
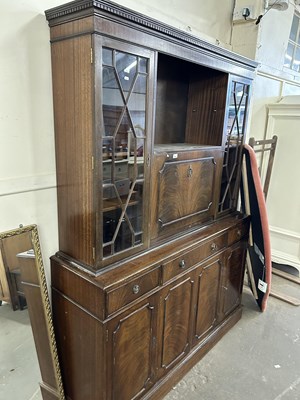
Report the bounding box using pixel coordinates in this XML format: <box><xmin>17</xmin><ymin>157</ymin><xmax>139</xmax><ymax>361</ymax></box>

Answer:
<box><xmin>250</xmin><ymin>2</ymin><xmax>300</xmax><ymax>135</ymax></box>
<box><xmin>0</xmin><ymin>0</ymin><xmax>64</xmax><ymax>283</ymax></box>
<box><xmin>104</xmin><ymin>0</ymin><xmax>235</xmax><ymax>47</ymax></box>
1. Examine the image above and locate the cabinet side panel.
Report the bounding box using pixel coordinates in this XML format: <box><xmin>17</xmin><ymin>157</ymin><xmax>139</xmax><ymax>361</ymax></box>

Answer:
<box><xmin>52</xmin><ymin>290</ymin><xmax>105</xmax><ymax>400</ymax></box>
<box><xmin>51</xmin><ymin>257</ymin><xmax>104</xmax><ymax>320</ymax></box>
<box><xmin>51</xmin><ymin>35</ymin><xmax>94</xmax><ymax>266</ymax></box>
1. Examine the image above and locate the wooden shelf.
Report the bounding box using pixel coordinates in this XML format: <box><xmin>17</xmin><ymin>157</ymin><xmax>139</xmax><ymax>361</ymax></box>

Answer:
<box><xmin>103</xmin><ymin>194</ymin><xmax>139</xmax><ymax>212</ymax></box>
<box><xmin>103</xmin><ymin>158</ymin><xmax>129</xmax><ymax>164</ymax></box>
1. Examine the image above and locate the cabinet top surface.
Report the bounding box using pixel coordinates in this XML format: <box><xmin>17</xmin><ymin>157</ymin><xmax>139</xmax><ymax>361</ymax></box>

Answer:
<box><xmin>45</xmin><ymin>0</ymin><xmax>257</xmax><ymax>71</ymax></box>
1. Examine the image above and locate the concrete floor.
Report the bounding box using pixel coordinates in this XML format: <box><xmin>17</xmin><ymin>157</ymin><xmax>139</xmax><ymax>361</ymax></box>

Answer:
<box><xmin>0</xmin><ymin>302</ymin><xmax>42</xmax><ymax>400</ymax></box>
<box><xmin>0</xmin><ymin>268</ymin><xmax>299</xmax><ymax>400</ymax></box>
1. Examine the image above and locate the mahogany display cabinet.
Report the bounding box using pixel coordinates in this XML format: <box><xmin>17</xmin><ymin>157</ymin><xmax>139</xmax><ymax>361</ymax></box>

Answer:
<box><xmin>45</xmin><ymin>1</ymin><xmax>257</xmax><ymax>399</ymax></box>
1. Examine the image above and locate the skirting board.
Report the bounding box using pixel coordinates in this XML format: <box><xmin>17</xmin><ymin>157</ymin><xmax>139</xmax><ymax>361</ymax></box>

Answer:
<box><xmin>269</xmin><ymin>226</ymin><xmax>300</xmax><ymax>275</ymax></box>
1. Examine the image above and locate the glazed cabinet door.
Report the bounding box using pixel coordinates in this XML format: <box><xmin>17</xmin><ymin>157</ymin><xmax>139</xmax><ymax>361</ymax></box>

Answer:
<box><xmin>218</xmin><ymin>76</ymin><xmax>251</xmax><ymax>214</ymax></box>
<box><xmin>107</xmin><ymin>297</ymin><xmax>158</xmax><ymax>400</ymax></box>
<box><xmin>193</xmin><ymin>256</ymin><xmax>222</xmax><ymax>344</ymax></box>
<box><xmin>219</xmin><ymin>241</ymin><xmax>247</xmax><ymax>319</ymax></box>
<box><xmin>156</xmin><ymin>274</ymin><xmax>195</xmax><ymax>379</ymax></box>
<box><xmin>94</xmin><ymin>36</ymin><xmax>156</xmax><ymax>267</ymax></box>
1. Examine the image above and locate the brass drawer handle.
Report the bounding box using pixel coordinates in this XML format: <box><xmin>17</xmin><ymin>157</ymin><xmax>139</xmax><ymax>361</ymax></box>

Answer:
<box><xmin>211</xmin><ymin>243</ymin><xmax>217</xmax><ymax>251</ymax></box>
<box><xmin>132</xmin><ymin>284</ymin><xmax>140</xmax><ymax>294</ymax></box>
<box><xmin>179</xmin><ymin>259</ymin><xmax>186</xmax><ymax>268</ymax></box>
<box><xmin>237</xmin><ymin>229</ymin><xmax>242</xmax><ymax>238</ymax></box>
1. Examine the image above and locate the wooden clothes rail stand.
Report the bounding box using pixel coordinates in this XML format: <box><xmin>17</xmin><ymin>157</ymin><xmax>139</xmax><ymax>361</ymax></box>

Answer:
<box><xmin>248</xmin><ymin>135</ymin><xmax>300</xmax><ymax>306</ymax></box>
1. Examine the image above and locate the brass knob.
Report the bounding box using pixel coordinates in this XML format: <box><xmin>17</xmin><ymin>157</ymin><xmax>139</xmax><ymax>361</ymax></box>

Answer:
<box><xmin>211</xmin><ymin>243</ymin><xmax>217</xmax><ymax>251</ymax></box>
<box><xmin>179</xmin><ymin>259</ymin><xmax>186</xmax><ymax>268</ymax></box>
<box><xmin>132</xmin><ymin>284</ymin><xmax>140</xmax><ymax>294</ymax></box>
<box><xmin>237</xmin><ymin>229</ymin><xmax>242</xmax><ymax>237</ymax></box>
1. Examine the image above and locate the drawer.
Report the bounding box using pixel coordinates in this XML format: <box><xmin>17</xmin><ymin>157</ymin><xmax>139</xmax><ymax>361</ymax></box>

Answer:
<box><xmin>228</xmin><ymin>222</ymin><xmax>249</xmax><ymax>246</ymax></box>
<box><xmin>106</xmin><ymin>267</ymin><xmax>161</xmax><ymax>315</ymax></box>
<box><xmin>162</xmin><ymin>234</ymin><xmax>227</xmax><ymax>283</ymax></box>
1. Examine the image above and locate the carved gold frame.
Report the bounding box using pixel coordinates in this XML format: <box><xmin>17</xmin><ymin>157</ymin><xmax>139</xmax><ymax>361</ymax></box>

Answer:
<box><xmin>0</xmin><ymin>224</ymin><xmax>65</xmax><ymax>400</ymax></box>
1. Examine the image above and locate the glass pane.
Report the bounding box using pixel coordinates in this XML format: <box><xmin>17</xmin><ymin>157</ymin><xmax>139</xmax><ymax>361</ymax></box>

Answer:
<box><xmin>128</xmin><ymin>183</ymin><xmax>143</xmax><ymax>235</ymax></box>
<box><xmin>284</xmin><ymin>43</ymin><xmax>294</xmax><ymax>68</ymax></box>
<box><xmin>103</xmin><ymin>211</ymin><xmax>117</xmax><ymax>244</ymax></box>
<box><xmin>292</xmin><ymin>46</ymin><xmax>300</xmax><ymax>72</ymax></box>
<box><xmin>103</xmin><ymin>243</ymin><xmax>113</xmax><ymax>257</ymax></box>
<box><xmin>103</xmin><ymin>48</ymin><xmax>113</xmax><ymax>66</ymax></box>
<box><xmin>115</xmin><ymin>110</ymin><xmax>132</xmax><ymax>149</ymax></box>
<box><xmin>138</xmin><ymin>57</ymin><xmax>148</xmax><ymax>73</ymax></box>
<box><xmin>238</xmin><ymin>89</ymin><xmax>247</xmax><ymax>134</ymax></box>
<box><xmin>290</xmin><ymin>15</ymin><xmax>299</xmax><ymax>42</ymax></box>
<box><xmin>128</xmin><ymin>74</ymin><xmax>147</xmax><ymax>135</ymax></box>
<box><xmin>114</xmin><ymin>161</ymin><xmax>128</xmax><ymax>181</ymax></box>
<box><xmin>128</xmin><ymin>131</ymin><xmax>144</xmax><ymax>162</ymax></box>
<box><xmin>102</xmin><ymin>138</ymin><xmax>113</xmax><ymax>161</ymax></box>
<box><xmin>102</xmin><ymin>67</ymin><xmax>125</xmax><ymax>137</ymax></box>
<box><xmin>227</xmin><ymin>83</ymin><xmax>238</xmax><ymax>136</ymax></box>
<box><xmin>220</xmin><ymin>81</ymin><xmax>249</xmax><ymax>213</ymax></box>
<box><xmin>226</xmin><ymin>82</ymin><xmax>248</xmax><ymax>137</ymax></box>
<box><xmin>115</xmin><ymin>51</ymin><xmax>138</xmax><ymax>94</ymax></box>
<box><xmin>101</xmin><ymin>48</ymin><xmax>148</xmax><ymax>258</ymax></box>
<box><xmin>102</xmin><ymin>160</ymin><xmax>112</xmax><ymax>184</ymax></box>
<box><xmin>132</xmin><ymin>73</ymin><xmax>147</xmax><ymax>94</ymax></box>
<box><xmin>114</xmin><ymin>217</ymin><xmax>133</xmax><ymax>252</ymax></box>
<box><xmin>103</xmin><ymin>66</ymin><xmax>118</xmax><ymax>88</ymax></box>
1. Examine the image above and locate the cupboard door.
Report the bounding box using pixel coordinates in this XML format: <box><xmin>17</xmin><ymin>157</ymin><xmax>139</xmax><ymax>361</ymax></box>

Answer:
<box><xmin>219</xmin><ymin>242</ymin><xmax>246</xmax><ymax>319</ymax></box>
<box><xmin>95</xmin><ymin>36</ymin><xmax>155</xmax><ymax>265</ymax></box>
<box><xmin>157</xmin><ymin>275</ymin><xmax>195</xmax><ymax>378</ymax></box>
<box><xmin>218</xmin><ymin>77</ymin><xmax>251</xmax><ymax>214</ymax></box>
<box><xmin>107</xmin><ymin>298</ymin><xmax>157</xmax><ymax>400</ymax></box>
<box><xmin>151</xmin><ymin>147</ymin><xmax>223</xmax><ymax>241</ymax></box>
<box><xmin>194</xmin><ymin>257</ymin><xmax>222</xmax><ymax>343</ymax></box>
<box><xmin>158</xmin><ymin>156</ymin><xmax>217</xmax><ymax>228</ymax></box>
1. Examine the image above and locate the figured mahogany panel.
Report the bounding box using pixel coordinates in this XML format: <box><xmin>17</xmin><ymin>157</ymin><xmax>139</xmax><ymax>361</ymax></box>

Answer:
<box><xmin>220</xmin><ymin>242</ymin><xmax>247</xmax><ymax>318</ymax></box>
<box><xmin>194</xmin><ymin>258</ymin><xmax>221</xmax><ymax>342</ymax></box>
<box><xmin>158</xmin><ymin>157</ymin><xmax>214</xmax><ymax>225</ymax></box>
<box><xmin>109</xmin><ymin>301</ymin><xmax>156</xmax><ymax>400</ymax></box>
<box><xmin>159</xmin><ymin>276</ymin><xmax>194</xmax><ymax>375</ymax></box>
<box><xmin>151</xmin><ymin>146</ymin><xmax>223</xmax><ymax>242</ymax></box>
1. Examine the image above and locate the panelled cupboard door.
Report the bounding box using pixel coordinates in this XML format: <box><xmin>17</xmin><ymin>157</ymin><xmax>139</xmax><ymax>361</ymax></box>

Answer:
<box><xmin>107</xmin><ymin>297</ymin><xmax>158</xmax><ymax>400</ymax></box>
<box><xmin>156</xmin><ymin>274</ymin><xmax>195</xmax><ymax>379</ymax></box>
<box><xmin>194</xmin><ymin>257</ymin><xmax>222</xmax><ymax>344</ymax></box>
<box><xmin>219</xmin><ymin>242</ymin><xmax>247</xmax><ymax>319</ymax></box>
